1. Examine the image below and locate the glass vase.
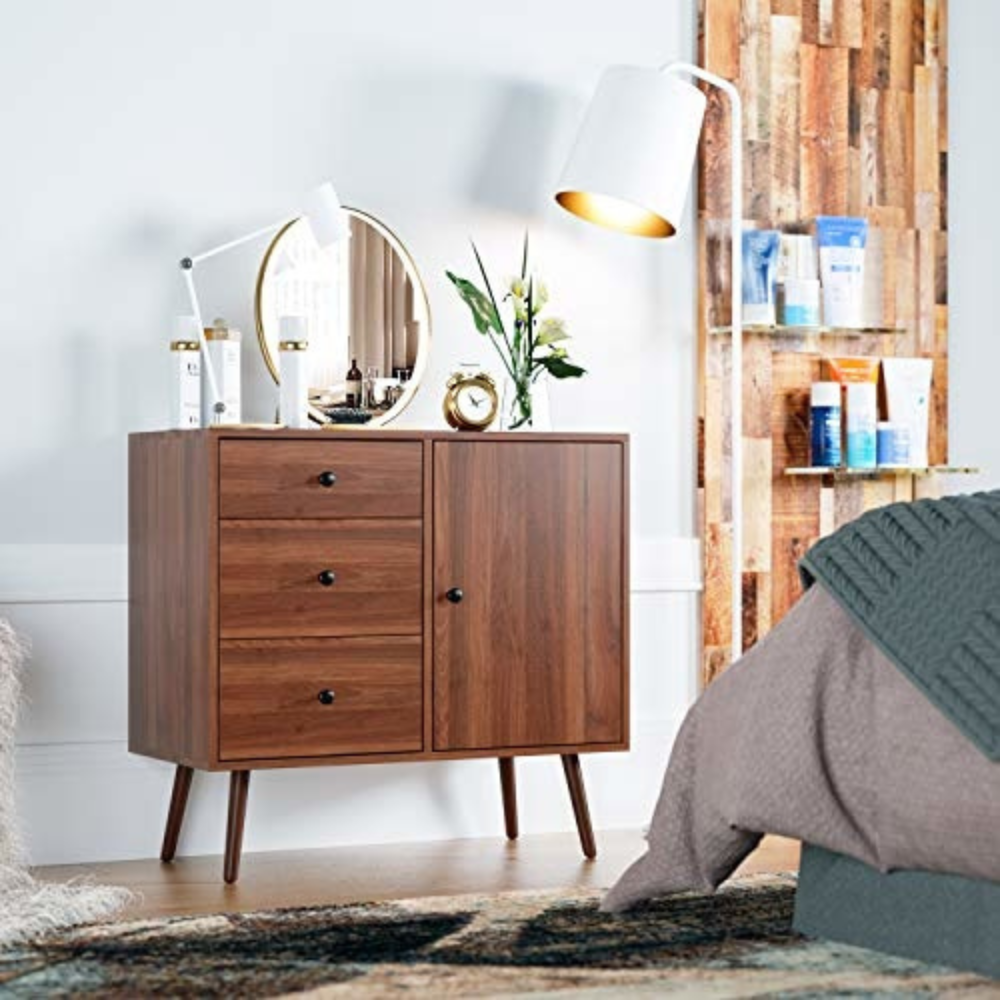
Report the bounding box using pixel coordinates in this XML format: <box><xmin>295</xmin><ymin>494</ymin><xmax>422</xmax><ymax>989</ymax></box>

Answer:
<box><xmin>500</xmin><ymin>373</ymin><xmax>551</xmax><ymax>431</ymax></box>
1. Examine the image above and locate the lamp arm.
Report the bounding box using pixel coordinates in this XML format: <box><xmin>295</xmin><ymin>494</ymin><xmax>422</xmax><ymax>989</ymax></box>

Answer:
<box><xmin>186</xmin><ymin>220</ymin><xmax>286</xmax><ymax>266</ymax></box>
<box><xmin>662</xmin><ymin>60</ymin><xmax>745</xmax><ymax>663</ymax></box>
<box><xmin>178</xmin><ymin>218</ymin><xmax>286</xmax><ymax>424</ymax></box>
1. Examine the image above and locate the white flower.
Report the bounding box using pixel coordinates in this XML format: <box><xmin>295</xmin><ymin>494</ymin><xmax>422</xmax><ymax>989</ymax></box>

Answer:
<box><xmin>532</xmin><ymin>278</ymin><xmax>549</xmax><ymax>311</ymax></box>
<box><xmin>508</xmin><ymin>276</ymin><xmax>527</xmax><ymax>299</ymax></box>
<box><xmin>537</xmin><ymin>317</ymin><xmax>569</xmax><ymax>344</ymax></box>
<box><xmin>511</xmin><ymin>295</ymin><xmax>528</xmax><ymax>323</ymax></box>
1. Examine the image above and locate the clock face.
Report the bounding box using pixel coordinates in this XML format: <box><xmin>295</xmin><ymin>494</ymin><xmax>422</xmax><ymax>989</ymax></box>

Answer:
<box><xmin>454</xmin><ymin>381</ymin><xmax>495</xmax><ymax>427</ymax></box>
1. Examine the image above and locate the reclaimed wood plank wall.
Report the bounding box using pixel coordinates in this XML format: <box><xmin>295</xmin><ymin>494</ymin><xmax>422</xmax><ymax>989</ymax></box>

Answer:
<box><xmin>698</xmin><ymin>0</ymin><xmax>948</xmax><ymax>684</ymax></box>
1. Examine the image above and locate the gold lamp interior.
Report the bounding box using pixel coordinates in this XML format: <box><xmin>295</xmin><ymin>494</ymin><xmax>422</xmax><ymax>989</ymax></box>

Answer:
<box><xmin>554</xmin><ymin>191</ymin><xmax>676</xmax><ymax>239</ymax></box>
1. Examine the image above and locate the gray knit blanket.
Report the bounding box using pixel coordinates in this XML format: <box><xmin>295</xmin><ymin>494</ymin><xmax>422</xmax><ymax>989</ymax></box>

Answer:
<box><xmin>799</xmin><ymin>490</ymin><xmax>1000</xmax><ymax>761</ymax></box>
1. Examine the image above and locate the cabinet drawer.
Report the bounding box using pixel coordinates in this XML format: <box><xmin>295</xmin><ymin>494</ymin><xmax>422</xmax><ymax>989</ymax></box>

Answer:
<box><xmin>220</xmin><ymin>637</ymin><xmax>423</xmax><ymax>760</ymax></box>
<box><xmin>219</xmin><ymin>440</ymin><xmax>423</xmax><ymax>519</ymax></box>
<box><xmin>220</xmin><ymin>520</ymin><xmax>422</xmax><ymax>639</ymax></box>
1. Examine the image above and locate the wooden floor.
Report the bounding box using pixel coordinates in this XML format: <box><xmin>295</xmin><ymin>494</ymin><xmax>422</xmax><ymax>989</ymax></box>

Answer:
<box><xmin>36</xmin><ymin>832</ymin><xmax>799</xmax><ymax>920</ymax></box>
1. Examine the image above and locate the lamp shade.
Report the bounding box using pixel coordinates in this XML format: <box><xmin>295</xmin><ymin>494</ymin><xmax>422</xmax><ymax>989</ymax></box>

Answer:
<box><xmin>301</xmin><ymin>181</ymin><xmax>348</xmax><ymax>249</ymax></box>
<box><xmin>555</xmin><ymin>66</ymin><xmax>707</xmax><ymax>238</ymax></box>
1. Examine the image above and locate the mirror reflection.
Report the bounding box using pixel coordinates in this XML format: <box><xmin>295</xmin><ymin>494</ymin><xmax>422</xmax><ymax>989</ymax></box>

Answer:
<box><xmin>255</xmin><ymin>209</ymin><xmax>430</xmax><ymax>425</ymax></box>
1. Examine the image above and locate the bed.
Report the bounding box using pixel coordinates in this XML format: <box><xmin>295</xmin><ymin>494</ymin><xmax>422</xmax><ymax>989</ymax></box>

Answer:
<box><xmin>604</xmin><ymin>492</ymin><xmax>1000</xmax><ymax>977</ymax></box>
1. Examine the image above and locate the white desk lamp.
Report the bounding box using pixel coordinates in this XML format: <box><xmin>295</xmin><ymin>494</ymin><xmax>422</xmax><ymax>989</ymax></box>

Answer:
<box><xmin>554</xmin><ymin>63</ymin><xmax>745</xmax><ymax>660</ymax></box>
<box><xmin>179</xmin><ymin>181</ymin><xmax>349</xmax><ymax>422</ymax></box>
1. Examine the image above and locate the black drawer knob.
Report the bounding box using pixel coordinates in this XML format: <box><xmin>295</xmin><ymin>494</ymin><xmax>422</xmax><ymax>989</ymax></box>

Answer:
<box><xmin>317</xmin><ymin>470</ymin><xmax>338</xmax><ymax>488</ymax></box>
<box><xmin>317</xmin><ymin>689</ymin><xmax>336</xmax><ymax>706</ymax></box>
<box><xmin>318</xmin><ymin>569</ymin><xmax>337</xmax><ymax>587</ymax></box>
<box><xmin>445</xmin><ymin>587</ymin><xmax>464</xmax><ymax>604</ymax></box>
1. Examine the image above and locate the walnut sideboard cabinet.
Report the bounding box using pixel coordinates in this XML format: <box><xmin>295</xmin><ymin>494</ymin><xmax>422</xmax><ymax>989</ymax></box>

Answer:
<box><xmin>129</xmin><ymin>429</ymin><xmax>629</xmax><ymax>881</ymax></box>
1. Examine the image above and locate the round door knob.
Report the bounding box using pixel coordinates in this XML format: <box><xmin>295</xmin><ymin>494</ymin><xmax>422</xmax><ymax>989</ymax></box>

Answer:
<box><xmin>318</xmin><ymin>569</ymin><xmax>337</xmax><ymax>587</ymax></box>
<box><xmin>317</xmin><ymin>689</ymin><xmax>336</xmax><ymax>705</ymax></box>
<box><xmin>445</xmin><ymin>587</ymin><xmax>464</xmax><ymax>604</ymax></box>
<box><xmin>317</xmin><ymin>470</ymin><xmax>338</xmax><ymax>488</ymax></box>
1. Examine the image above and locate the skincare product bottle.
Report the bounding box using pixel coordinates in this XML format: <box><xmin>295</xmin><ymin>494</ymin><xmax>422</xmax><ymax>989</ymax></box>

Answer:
<box><xmin>882</xmin><ymin>357</ymin><xmax>933</xmax><ymax>468</ymax></box>
<box><xmin>169</xmin><ymin>320</ymin><xmax>202</xmax><ymax>429</ymax></box>
<box><xmin>877</xmin><ymin>421</ymin><xmax>911</xmax><ymax>468</ymax></box>
<box><xmin>777</xmin><ymin>278</ymin><xmax>821</xmax><ymax>326</ymax></box>
<box><xmin>826</xmin><ymin>355</ymin><xmax>881</xmax><ymax>387</ymax></box>
<box><xmin>203</xmin><ymin>317</ymin><xmax>241</xmax><ymax>425</ymax></box>
<box><xmin>810</xmin><ymin>382</ymin><xmax>842</xmax><ymax>468</ymax></box>
<box><xmin>776</xmin><ymin>234</ymin><xmax>821</xmax><ymax>326</ymax></box>
<box><xmin>364</xmin><ymin>365</ymin><xmax>380</xmax><ymax>409</ymax></box>
<box><xmin>742</xmin><ymin>229</ymin><xmax>781</xmax><ymax>326</ymax></box>
<box><xmin>777</xmin><ymin>234</ymin><xmax>818</xmax><ymax>283</ymax></box>
<box><xmin>845</xmin><ymin>382</ymin><xmax>878</xmax><ymax>468</ymax></box>
<box><xmin>825</xmin><ymin>356</ymin><xmax>879</xmax><ymax>468</ymax></box>
<box><xmin>346</xmin><ymin>357</ymin><xmax>363</xmax><ymax>408</ymax></box>
<box><xmin>278</xmin><ymin>316</ymin><xmax>310</xmax><ymax>429</ymax></box>
<box><xmin>815</xmin><ymin>216</ymin><xmax>868</xmax><ymax>328</ymax></box>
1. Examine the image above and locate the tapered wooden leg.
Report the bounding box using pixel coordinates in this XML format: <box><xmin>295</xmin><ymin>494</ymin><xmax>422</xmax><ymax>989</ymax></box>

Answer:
<box><xmin>561</xmin><ymin>754</ymin><xmax>596</xmax><ymax>859</ymax></box>
<box><xmin>224</xmin><ymin>770</ymin><xmax>251</xmax><ymax>884</ymax></box>
<box><xmin>160</xmin><ymin>765</ymin><xmax>194</xmax><ymax>863</ymax></box>
<box><xmin>498</xmin><ymin>757</ymin><xmax>518</xmax><ymax>840</ymax></box>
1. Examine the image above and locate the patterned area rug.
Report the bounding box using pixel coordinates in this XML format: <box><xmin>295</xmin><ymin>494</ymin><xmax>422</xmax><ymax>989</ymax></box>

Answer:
<box><xmin>0</xmin><ymin>874</ymin><xmax>994</xmax><ymax>997</ymax></box>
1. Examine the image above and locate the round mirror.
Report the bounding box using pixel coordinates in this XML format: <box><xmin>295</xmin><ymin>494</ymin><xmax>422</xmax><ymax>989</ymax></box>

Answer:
<box><xmin>255</xmin><ymin>208</ymin><xmax>430</xmax><ymax>426</ymax></box>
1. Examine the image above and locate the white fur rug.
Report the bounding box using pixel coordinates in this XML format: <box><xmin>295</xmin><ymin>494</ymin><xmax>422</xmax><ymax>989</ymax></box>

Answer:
<box><xmin>0</xmin><ymin>620</ymin><xmax>131</xmax><ymax>947</ymax></box>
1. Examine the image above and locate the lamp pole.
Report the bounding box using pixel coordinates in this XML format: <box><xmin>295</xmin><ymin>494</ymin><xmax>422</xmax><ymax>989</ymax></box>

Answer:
<box><xmin>663</xmin><ymin>62</ymin><xmax>744</xmax><ymax>662</ymax></box>
<box><xmin>552</xmin><ymin>62</ymin><xmax>745</xmax><ymax>662</ymax></box>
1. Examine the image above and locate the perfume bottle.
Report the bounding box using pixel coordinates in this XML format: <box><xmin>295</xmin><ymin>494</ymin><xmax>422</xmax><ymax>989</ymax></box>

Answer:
<box><xmin>364</xmin><ymin>365</ymin><xmax>380</xmax><ymax>409</ymax></box>
<box><xmin>169</xmin><ymin>317</ymin><xmax>202</xmax><ymax>429</ymax></box>
<box><xmin>278</xmin><ymin>316</ymin><xmax>310</xmax><ymax>428</ymax></box>
<box><xmin>346</xmin><ymin>358</ymin><xmax>363</xmax><ymax>408</ymax></box>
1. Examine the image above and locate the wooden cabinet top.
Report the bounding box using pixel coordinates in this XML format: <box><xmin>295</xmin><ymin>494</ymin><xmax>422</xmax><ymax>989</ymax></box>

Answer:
<box><xmin>129</xmin><ymin>428</ymin><xmax>629</xmax><ymax>444</ymax></box>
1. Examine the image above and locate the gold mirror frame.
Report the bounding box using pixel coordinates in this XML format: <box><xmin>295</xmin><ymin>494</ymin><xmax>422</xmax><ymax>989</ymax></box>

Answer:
<box><xmin>254</xmin><ymin>207</ymin><xmax>431</xmax><ymax>428</ymax></box>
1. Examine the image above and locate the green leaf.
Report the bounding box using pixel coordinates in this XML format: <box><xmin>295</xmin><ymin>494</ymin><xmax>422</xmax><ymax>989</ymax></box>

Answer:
<box><xmin>521</xmin><ymin>231</ymin><xmax>529</xmax><ymax>281</ymax></box>
<box><xmin>536</xmin><ymin>328</ymin><xmax>570</xmax><ymax>346</ymax></box>
<box><xmin>537</xmin><ymin>356</ymin><xmax>587</xmax><ymax>379</ymax></box>
<box><xmin>470</xmin><ymin>243</ymin><xmax>507</xmax><ymax>337</ymax></box>
<box><xmin>446</xmin><ymin>271</ymin><xmax>502</xmax><ymax>334</ymax></box>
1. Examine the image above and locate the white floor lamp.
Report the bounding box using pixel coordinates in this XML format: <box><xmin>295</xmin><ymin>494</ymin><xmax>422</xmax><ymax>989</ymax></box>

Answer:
<box><xmin>554</xmin><ymin>62</ymin><xmax>745</xmax><ymax>661</ymax></box>
<box><xmin>179</xmin><ymin>181</ymin><xmax>349</xmax><ymax>422</ymax></box>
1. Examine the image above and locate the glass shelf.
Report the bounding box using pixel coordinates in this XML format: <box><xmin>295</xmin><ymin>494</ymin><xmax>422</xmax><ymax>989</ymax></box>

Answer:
<box><xmin>709</xmin><ymin>324</ymin><xmax>906</xmax><ymax>337</ymax></box>
<box><xmin>785</xmin><ymin>466</ymin><xmax>981</xmax><ymax>479</ymax></box>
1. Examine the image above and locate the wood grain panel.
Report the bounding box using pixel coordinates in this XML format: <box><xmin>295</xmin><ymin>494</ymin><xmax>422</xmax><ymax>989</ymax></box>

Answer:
<box><xmin>771</xmin><ymin>14</ymin><xmax>801</xmax><ymax>223</ymax></box>
<box><xmin>801</xmin><ymin>44</ymin><xmax>850</xmax><ymax>216</ymax></box>
<box><xmin>220</xmin><ymin>519</ymin><xmax>422</xmax><ymax>639</ymax></box>
<box><xmin>219</xmin><ymin>440</ymin><xmax>422</xmax><ymax>519</ymax></box>
<box><xmin>432</xmin><ymin>441</ymin><xmax>626</xmax><ymax>752</ymax></box>
<box><xmin>219</xmin><ymin>637</ymin><xmax>422</xmax><ymax>760</ymax></box>
<box><xmin>698</xmin><ymin>0</ymin><xmax>947</xmax><ymax>682</ymax></box>
<box><xmin>128</xmin><ymin>432</ymin><xmax>216</xmax><ymax>768</ymax></box>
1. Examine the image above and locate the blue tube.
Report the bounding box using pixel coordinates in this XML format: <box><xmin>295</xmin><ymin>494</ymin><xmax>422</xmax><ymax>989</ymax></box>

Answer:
<box><xmin>742</xmin><ymin>229</ymin><xmax>780</xmax><ymax>326</ymax></box>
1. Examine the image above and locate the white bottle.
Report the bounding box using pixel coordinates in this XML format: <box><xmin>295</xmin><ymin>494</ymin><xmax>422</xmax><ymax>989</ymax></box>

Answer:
<box><xmin>279</xmin><ymin>316</ymin><xmax>310</xmax><ymax>428</ymax></box>
<box><xmin>169</xmin><ymin>318</ymin><xmax>202</xmax><ymax>429</ymax></box>
<box><xmin>845</xmin><ymin>382</ymin><xmax>878</xmax><ymax>469</ymax></box>
<box><xmin>203</xmin><ymin>317</ymin><xmax>241</xmax><ymax>425</ymax></box>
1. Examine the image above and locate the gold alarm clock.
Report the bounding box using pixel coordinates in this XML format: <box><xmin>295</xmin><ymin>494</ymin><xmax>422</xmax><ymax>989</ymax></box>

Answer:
<box><xmin>443</xmin><ymin>370</ymin><xmax>499</xmax><ymax>431</ymax></box>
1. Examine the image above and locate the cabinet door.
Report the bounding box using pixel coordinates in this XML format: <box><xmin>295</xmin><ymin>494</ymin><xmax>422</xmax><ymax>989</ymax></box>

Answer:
<box><xmin>433</xmin><ymin>440</ymin><xmax>626</xmax><ymax>751</ymax></box>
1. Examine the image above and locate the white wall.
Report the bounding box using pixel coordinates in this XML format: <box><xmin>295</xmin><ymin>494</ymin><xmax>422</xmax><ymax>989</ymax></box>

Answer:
<box><xmin>950</xmin><ymin>3</ymin><xmax>1000</xmax><ymax>492</ymax></box>
<box><xmin>0</xmin><ymin>0</ymin><xmax>703</xmax><ymax>864</ymax></box>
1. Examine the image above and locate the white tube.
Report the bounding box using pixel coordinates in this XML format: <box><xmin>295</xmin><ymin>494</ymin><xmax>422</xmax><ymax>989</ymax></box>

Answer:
<box><xmin>882</xmin><ymin>358</ymin><xmax>933</xmax><ymax>468</ymax></box>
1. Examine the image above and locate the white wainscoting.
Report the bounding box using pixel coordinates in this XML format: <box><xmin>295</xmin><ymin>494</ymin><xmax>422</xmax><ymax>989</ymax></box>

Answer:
<box><xmin>1</xmin><ymin>539</ymin><xmax>700</xmax><ymax>865</ymax></box>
